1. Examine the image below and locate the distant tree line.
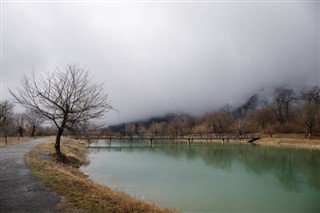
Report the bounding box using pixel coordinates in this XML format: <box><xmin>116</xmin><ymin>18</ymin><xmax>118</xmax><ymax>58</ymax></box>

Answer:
<box><xmin>0</xmin><ymin>100</ymin><xmax>55</xmax><ymax>143</ymax></box>
<box><xmin>104</xmin><ymin>86</ymin><xmax>320</xmax><ymax>139</ymax></box>
<box><xmin>0</xmin><ymin>98</ymin><xmax>102</xmax><ymax>145</ymax></box>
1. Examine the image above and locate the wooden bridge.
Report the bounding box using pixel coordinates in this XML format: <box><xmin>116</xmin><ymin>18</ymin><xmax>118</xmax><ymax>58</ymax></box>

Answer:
<box><xmin>73</xmin><ymin>134</ymin><xmax>260</xmax><ymax>144</ymax></box>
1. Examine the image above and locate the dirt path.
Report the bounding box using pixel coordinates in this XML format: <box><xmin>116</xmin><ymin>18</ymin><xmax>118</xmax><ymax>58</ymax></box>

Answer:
<box><xmin>0</xmin><ymin>138</ymin><xmax>61</xmax><ymax>212</ymax></box>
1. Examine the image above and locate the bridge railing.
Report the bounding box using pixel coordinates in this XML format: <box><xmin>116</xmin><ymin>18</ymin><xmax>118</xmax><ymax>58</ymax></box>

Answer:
<box><xmin>73</xmin><ymin>134</ymin><xmax>260</xmax><ymax>140</ymax></box>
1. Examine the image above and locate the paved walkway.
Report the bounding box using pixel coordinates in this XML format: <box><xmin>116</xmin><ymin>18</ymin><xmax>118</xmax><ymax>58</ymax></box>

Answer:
<box><xmin>0</xmin><ymin>138</ymin><xmax>61</xmax><ymax>212</ymax></box>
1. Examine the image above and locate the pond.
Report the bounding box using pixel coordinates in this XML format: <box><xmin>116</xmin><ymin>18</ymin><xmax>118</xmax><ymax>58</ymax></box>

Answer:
<box><xmin>80</xmin><ymin>140</ymin><xmax>320</xmax><ymax>212</ymax></box>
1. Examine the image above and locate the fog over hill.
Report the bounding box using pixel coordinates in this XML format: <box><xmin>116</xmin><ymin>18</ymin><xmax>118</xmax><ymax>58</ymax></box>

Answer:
<box><xmin>2</xmin><ymin>2</ymin><xmax>319</xmax><ymax>125</ymax></box>
<box><xmin>105</xmin><ymin>88</ymin><xmax>293</xmax><ymax>133</ymax></box>
<box><xmin>106</xmin><ymin>85</ymin><xmax>312</xmax><ymax>130</ymax></box>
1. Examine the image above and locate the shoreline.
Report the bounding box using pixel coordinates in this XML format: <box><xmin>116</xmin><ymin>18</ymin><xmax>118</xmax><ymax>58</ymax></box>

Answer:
<box><xmin>26</xmin><ymin>136</ymin><xmax>320</xmax><ymax>212</ymax></box>
<box><xmin>162</xmin><ymin>135</ymin><xmax>320</xmax><ymax>150</ymax></box>
<box><xmin>255</xmin><ymin>136</ymin><xmax>320</xmax><ymax>150</ymax></box>
<box><xmin>27</xmin><ymin>138</ymin><xmax>177</xmax><ymax>213</ymax></box>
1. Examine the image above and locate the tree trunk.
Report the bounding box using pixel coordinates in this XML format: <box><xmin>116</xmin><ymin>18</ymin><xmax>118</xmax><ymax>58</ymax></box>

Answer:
<box><xmin>30</xmin><ymin>125</ymin><xmax>36</xmax><ymax>137</ymax></box>
<box><xmin>55</xmin><ymin>110</ymin><xmax>68</xmax><ymax>154</ymax></box>
<box><xmin>19</xmin><ymin>127</ymin><xmax>24</xmax><ymax>137</ymax></box>
<box><xmin>55</xmin><ymin>128</ymin><xmax>64</xmax><ymax>154</ymax></box>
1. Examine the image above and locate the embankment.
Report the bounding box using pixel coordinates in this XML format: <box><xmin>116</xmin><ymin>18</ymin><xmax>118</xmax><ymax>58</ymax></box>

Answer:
<box><xmin>27</xmin><ymin>138</ymin><xmax>177</xmax><ymax>213</ymax></box>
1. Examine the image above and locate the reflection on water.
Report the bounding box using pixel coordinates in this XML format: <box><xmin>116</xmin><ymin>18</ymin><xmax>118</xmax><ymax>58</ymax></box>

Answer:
<box><xmin>82</xmin><ymin>140</ymin><xmax>320</xmax><ymax>212</ymax></box>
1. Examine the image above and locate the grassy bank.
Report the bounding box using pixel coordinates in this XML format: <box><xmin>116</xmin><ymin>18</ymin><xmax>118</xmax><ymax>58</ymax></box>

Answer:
<box><xmin>27</xmin><ymin>138</ymin><xmax>177</xmax><ymax>213</ymax></box>
<box><xmin>256</xmin><ymin>134</ymin><xmax>320</xmax><ymax>149</ymax></box>
<box><xmin>174</xmin><ymin>134</ymin><xmax>320</xmax><ymax>150</ymax></box>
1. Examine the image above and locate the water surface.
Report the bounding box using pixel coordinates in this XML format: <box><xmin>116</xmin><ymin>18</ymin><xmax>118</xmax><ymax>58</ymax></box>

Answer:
<box><xmin>81</xmin><ymin>140</ymin><xmax>320</xmax><ymax>212</ymax></box>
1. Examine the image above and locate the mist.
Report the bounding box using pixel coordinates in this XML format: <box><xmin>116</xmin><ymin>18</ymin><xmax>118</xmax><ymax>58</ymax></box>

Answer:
<box><xmin>2</xmin><ymin>2</ymin><xmax>319</xmax><ymax>125</ymax></box>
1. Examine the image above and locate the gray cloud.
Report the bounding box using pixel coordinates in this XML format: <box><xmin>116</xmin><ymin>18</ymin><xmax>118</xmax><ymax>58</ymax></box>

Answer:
<box><xmin>2</xmin><ymin>2</ymin><xmax>319</xmax><ymax>125</ymax></box>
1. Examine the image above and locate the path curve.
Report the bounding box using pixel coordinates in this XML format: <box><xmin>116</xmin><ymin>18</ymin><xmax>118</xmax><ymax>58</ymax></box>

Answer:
<box><xmin>0</xmin><ymin>138</ymin><xmax>61</xmax><ymax>212</ymax></box>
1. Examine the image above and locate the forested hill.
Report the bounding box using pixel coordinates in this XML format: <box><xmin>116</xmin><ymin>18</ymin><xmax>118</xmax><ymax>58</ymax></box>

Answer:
<box><xmin>103</xmin><ymin>94</ymin><xmax>261</xmax><ymax>135</ymax></box>
<box><xmin>103</xmin><ymin>113</ymin><xmax>185</xmax><ymax>135</ymax></box>
<box><xmin>103</xmin><ymin>86</ymin><xmax>320</xmax><ymax>137</ymax></box>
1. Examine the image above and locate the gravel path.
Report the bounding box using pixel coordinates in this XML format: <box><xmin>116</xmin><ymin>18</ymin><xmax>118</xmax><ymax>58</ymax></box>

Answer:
<box><xmin>0</xmin><ymin>138</ymin><xmax>61</xmax><ymax>212</ymax></box>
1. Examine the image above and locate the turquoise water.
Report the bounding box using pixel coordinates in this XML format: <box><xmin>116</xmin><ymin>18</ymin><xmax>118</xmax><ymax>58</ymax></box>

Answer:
<box><xmin>80</xmin><ymin>140</ymin><xmax>320</xmax><ymax>212</ymax></box>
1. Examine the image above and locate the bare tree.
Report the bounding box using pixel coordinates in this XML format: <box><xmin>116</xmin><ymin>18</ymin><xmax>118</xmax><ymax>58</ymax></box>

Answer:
<box><xmin>301</xmin><ymin>86</ymin><xmax>320</xmax><ymax>105</ymax></box>
<box><xmin>300</xmin><ymin>103</ymin><xmax>318</xmax><ymax>138</ymax></box>
<box><xmin>300</xmin><ymin>86</ymin><xmax>320</xmax><ymax>138</ymax></box>
<box><xmin>254</xmin><ymin>106</ymin><xmax>276</xmax><ymax>132</ymax></box>
<box><xmin>158</xmin><ymin>122</ymin><xmax>168</xmax><ymax>136</ymax></box>
<box><xmin>222</xmin><ymin>104</ymin><xmax>233</xmax><ymax>118</ymax></box>
<box><xmin>184</xmin><ymin>114</ymin><xmax>197</xmax><ymax>135</ymax></box>
<box><xmin>137</xmin><ymin>123</ymin><xmax>147</xmax><ymax>138</ymax></box>
<box><xmin>125</xmin><ymin>123</ymin><xmax>136</xmax><ymax>139</ymax></box>
<box><xmin>271</xmin><ymin>88</ymin><xmax>296</xmax><ymax>125</ymax></box>
<box><xmin>205</xmin><ymin>113</ymin><xmax>219</xmax><ymax>136</ymax></box>
<box><xmin>149</xmin><ymin>121</ymin><xmax>167</xmax><ymax>137</ymax></box>
<box><xmin>206</xmin><ymin>110</ymin><xmax>232</xmax><ymax>136</ymax></box>
<box><xmin>10</xmin><ymin>65</ymin><xmax>112</xmax><ymax>155</ymax></box>
<box><xmin>168</xmin><ymin>117</ymin><xmax>183</xmax><ymax>137</ymax></box>
<box><xmin>13</xmin><ymin>113</ymin><xmax>27</xmax><ymax>137</ymax></box>
<box><xmin>149</xmin><ymin>122</ymin><xmax>160</xmax><ymax>137</ymax></box>
<box><xmin>192</xmin><ymin>123</ymin><xmax>207</xmax><ymax>138</ymax></box>
<box><xmin>24</xmin><ymin>109</ymin><xmax>45</xmax><ymax>137</ymax></box>
<box><xmin>0</xmin><ymin>100</ymin><xmax>14</xmax><ymax>144</ymax></box>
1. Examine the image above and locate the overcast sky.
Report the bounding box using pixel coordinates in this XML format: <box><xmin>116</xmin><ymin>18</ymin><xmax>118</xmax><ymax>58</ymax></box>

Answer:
<box><xmin>1</xmin><ymin>1</ymin><xmax>319</xmax><ymax>125</ymax></box>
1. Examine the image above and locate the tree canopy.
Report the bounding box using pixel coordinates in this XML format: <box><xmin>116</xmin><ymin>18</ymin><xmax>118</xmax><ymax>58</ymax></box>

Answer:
<box><xmin>10</xmin><ymin>65</ymin><xmax>112</xmax><ymax>154</ymax></box>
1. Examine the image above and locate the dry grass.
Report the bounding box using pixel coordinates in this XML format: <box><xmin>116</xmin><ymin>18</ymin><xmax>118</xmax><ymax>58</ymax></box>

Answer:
<box><xmin>186</xmin><ymin>134</ymin><xmax>320</xmax><ymax>149</ymax></box>
<box><xmin>257</xmin><ymin>134</ymin><xmax>320</xmax><ymax>149</ymax></box>
<box><xmin>0</xmin><ymin>136</ymin><xmax>39</xmax><ymax>148</ymax></box>
<box><xmin>27</xmin><ymin>138</ymin><xmax>177</xmax><ymax>213</ymax></box>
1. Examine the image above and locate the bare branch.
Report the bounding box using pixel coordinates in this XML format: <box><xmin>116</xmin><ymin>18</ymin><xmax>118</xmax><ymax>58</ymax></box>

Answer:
<box><xmin>10</xmin><ymin>64</ymin><xmax>112</xmax><ymax>154</ymax></box>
